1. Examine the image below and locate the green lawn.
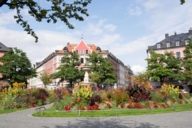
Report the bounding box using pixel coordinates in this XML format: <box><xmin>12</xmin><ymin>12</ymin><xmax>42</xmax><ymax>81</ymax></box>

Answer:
<box><xmin>33</xmin><ymin>103</ymin><xmax>192</xmax><ymax>117</ymax></box>
<box><xmin>0</xmin><ymin>109</ymin><xmax>16</xmax><ymax>114</ymax></box>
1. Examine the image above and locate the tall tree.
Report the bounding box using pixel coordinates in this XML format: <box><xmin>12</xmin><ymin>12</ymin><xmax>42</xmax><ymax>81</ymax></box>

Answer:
<box><xmin>53</xmin><ymin>52</ymin><xmax>83</xmax><ymax>87</ymax></box>
<box><xmin>0</xmin><ymin>0</ymin><xmax>91</xmax><ymax>42</ymax></box>
<box><xmin>147</xmin><ymin>51</ymin><xmax>182</xmax><ymax>85</ymax></box>
<box><xmin>0</xmin><ymin>48</ymin><xmax>36</xmax><ymax>84</ymax></box>
<box><xmin>40</xmin><ymin>72</ymin><xmax>52</xmax><ymax>88</ymax></box>
<box><xmin>88</xmin><ymin>52</ymin><xmax>116</xmax><ymax>87</ymax></box>
<box><xmin>183</xmin><ymin>40</ymin><xmax>192</xmax><ymax>86</ymax></box>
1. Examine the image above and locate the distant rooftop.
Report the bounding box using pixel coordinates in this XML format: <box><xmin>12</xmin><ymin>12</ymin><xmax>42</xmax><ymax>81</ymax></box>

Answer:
<box><xmin>147</xmin><ymin>28</ymin><xmax>192</xmax><ymax>51</ymax></box>
<box><xmin>0</xmin><ymin>42</ymin><xmax>10</xmax><ymax>52</ymax></box>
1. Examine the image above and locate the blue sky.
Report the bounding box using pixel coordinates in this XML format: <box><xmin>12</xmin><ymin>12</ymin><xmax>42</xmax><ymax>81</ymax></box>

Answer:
<box><xmin>0</xmin><ymin>0</ymin><xmax>192</xmax><ymax>73</ymax></box>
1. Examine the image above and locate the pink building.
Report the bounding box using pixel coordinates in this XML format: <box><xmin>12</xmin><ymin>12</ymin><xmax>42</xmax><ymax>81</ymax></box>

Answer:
<box><xmin>29</xmin><ymin>41</ymin><xmax>133</xmax><ymax>88</ymax></box>
<box><xmin>147</xmin><ymin>28</ymin><xmax>192</xmax><ymax>58</ymax></box>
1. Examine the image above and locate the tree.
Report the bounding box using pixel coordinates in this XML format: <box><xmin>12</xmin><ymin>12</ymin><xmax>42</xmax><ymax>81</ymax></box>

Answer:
<box><xmin>53</xmin><ymin>52</ymin><xmax>83</xmax><ymax>87</ymax></box>
<box><xmin>147</xmin><ymin>51</ymin><xmax>182</xmax><ymax>85</ymax></box>
<box><xmin>88</xmin><ymin>52</ymin><xmax>116</xmax><ymax>87</ymax></box>
<box><xmin>40</xmin><ymin>72</ymin><xmax>52</xmax><ymax>88</ymax></box>
<box><xmin>183</xmin><ymin>40</ymin><xmax>192</xmax><ymax>86</ymax></box>
<box><xmin>0</xmin><ymin>0</ymin><xmax>91</xmax><ymax>42</ymax></box>
<box><xmin>0</xmin><ymin>48</ymin><xmax>36</xmax><ymax>85</ymax></box>
<box><xmin>180</xmin><ymin>0</ymin><xmax>185</xmax><ymax>4</ymax></box>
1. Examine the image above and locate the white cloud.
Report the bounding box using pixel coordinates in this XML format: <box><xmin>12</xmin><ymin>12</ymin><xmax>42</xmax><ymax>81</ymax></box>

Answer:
<box><xmin>142</xmin><ymin>0</ymin><xmax>160</xmax><ymax>11</ymax></box>
<box><xmin>131</xmin><ymin>65</ymin><xmax>146</xmax><ymax>74</ymax></box>
<box><xmin>128</xmin><ymin>6</ymin><xmax>143</xmax><ymax>16</ymax></box>
<box><xmin>0</xmin><ymin>11</ymin><xmax>15</xmax><ymax>25</ymax></box>
<box><xmin>0</xmin><ymin>17</ymin><xmax>121</xmax><ymax>64</ymax></box>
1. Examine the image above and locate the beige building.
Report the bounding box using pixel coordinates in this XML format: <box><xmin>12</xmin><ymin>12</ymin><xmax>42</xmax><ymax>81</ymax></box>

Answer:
<box><xmin>147</xmin><ymin>28</ymin><xmax>192</xmax><ymax>58</ymax></box>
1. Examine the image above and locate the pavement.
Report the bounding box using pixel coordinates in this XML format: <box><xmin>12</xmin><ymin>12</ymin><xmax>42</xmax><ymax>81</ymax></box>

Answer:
<box><xmin>0</xmin><ymin>106</ymin><xmax>192</xmax><ymax>128</ymax></box>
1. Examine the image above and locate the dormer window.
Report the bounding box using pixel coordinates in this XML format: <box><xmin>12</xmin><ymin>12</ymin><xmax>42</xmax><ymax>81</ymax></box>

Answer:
<box><xmin>157</xmin><ymin>44</ymin><xmax>161</xmax><ymax>49</ymax></box>
<box><xmin>176</xmin><ymin>41</ymin><xmax>180</xmax><ymax>46</ymax></box>
<box><xmin>166</xmin><ymin>43</ymin><xmax>170</xmax><ymax>48</ymax></box>
<box><xmin>185</xmin><ymin>40</ymin><xmax>189</xmax><ymax>45</ymax></box>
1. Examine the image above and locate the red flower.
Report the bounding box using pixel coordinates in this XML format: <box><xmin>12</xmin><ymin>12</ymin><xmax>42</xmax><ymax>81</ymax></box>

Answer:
<box><xmin>64</xmin><ymin>105</ymin><xmax>71</xmax><ymax>112</ymax></box>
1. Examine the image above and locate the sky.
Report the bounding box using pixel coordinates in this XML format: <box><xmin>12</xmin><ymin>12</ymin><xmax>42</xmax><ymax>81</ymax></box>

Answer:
<box><xmin>0</xmin><ymin>0</ymin><xmax>192</xmax><ymax>74</ymax></box>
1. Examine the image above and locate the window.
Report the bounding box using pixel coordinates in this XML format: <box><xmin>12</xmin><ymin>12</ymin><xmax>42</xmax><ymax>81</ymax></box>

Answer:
<box><xmin>176</xmin><ymin>41</ymin><xmax>180</xmax><ymax>46</ymax></box>
<box><xmin>176</xmin><ymin>52</ymin><xmax>180</xmax><ymax>59</ymax></box>
<box><xmin>86</xmin><ymin>50</ymin><xmax>88</xmax><ymax>54</ymax></box>
<box><xmin>185</xmin><ymin>40</ymin><xmax>189</xmax><ymax>45</ymax></box>
<box><xmin>166</xmin><ymin>43</ymin><xmax>170</xmax><ymax>48</ymax></box>
<box><xmin>80</xmin><ymin>58</ymin><xmax>84</xmax><ymax>63</ymax></box>
<box><xmin>157</xmin><ymin>44</ymin><xmax>161</xmax><ymax>49</ymax></box>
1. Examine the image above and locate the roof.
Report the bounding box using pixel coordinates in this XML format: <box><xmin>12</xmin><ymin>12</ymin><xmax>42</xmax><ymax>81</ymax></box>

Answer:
<box><xmin>66</xmin><ymin>41</ymin><xmax>97</xmax><ymax>52</ymax></box>
<box><xmin>36</xmin><ymin>50</ymin><xmax>64</xmax><ymax>69</ymax></box>
<box><xmin>0</xmin><ymin>42</ymin><xmax>10</xmax><ymax>52</ymax></box>
<box><xmin>147</xmin><ymin>29</ymin><xmax>192</xmax><ymax>51</ymax></box>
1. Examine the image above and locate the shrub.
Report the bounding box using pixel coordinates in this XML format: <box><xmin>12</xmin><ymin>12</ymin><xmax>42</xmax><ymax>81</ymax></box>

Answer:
<box><xmin>53</xmin><ymin>96</ymin><xmax>72</xmax><ymax>110</ymax></box>
<box><xmin>150</xmin><ymin>91</ymin><xmax>165</xmax><ymax>102</ymax></box>
<box><xmin>1</xmin><ymin>94</ymin><xmax>16</xmax><ymax>109</ymax></box>
<box><xmin>127</xmin><ymin>85</ymin><xmax>151</xmax><ymax>102</ymax></box>
<box><xmin>32</xmin><ymin>88</ymin><xmax>49</xmax><ymax>105</ymax></box>
<box><xmin>160</xmin><ymin>84</ymin><xmax>179</xmax><ymax>100</ymax></box>
<box><xmin>73</xmin><ymin>84</ymin><xmax>93</xmax><ymax>100</ymax></box>
<box><xmin>54</xmin><ymin>87</ymin><xmax>71</xmax><ymax>100</ymax></box>
<box><xmin>113</xmin><ymin>88</ymin><xmax>128</xmax><ymax>106</ymax></box>
<box><xmin>88</xmin><ymin>94</ymin><xmax>102</xmax><ymax>106</ymax></box>
<box><xmin>98</xmin><ymin>90</ymin><xmax>108</xmax><ymax>102</ymax></box>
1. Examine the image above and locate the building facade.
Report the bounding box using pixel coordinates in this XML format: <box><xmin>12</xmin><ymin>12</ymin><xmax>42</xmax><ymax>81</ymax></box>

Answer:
<box><xmin>147</xmin><ymin>28</ymin><xmax>192</xmax><ymax>58</ymax></box>
<box><xmin>29</xmin><ymin>41</ymin><xmax>133</xmax><ymax>88</ymax></box>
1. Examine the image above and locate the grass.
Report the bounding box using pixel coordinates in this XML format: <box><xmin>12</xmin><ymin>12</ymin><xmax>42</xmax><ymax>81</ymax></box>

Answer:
<box><xmin>33</xmin><ymin>103</ymin><xmax>192</xmax><ymax>117</ymax></box>
<box><xmin>0</xmin><ymin>109</ymin><xmax>17</xmax><ymax>114</ymax></box>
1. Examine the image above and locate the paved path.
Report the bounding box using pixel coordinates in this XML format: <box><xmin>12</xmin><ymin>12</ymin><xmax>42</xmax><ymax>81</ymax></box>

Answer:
<box><xmin>0</xmin><ymin>107</ymin><xmax>192</xmax><ymax>128</ymax></box>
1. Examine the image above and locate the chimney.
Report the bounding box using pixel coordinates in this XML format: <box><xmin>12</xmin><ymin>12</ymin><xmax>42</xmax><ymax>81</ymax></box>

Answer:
<box><xmin>165</xmin><ymin>33</ymin><xmax>169</xmax><ymax>38</ymax></box>
<box><xmin>174</xmin><ymin>32</ymin><xmax>177</xmax><ymax>35</ymax></box>
<box><xmin>189</xmin><ymin>28</ymin><xmax>192</xmax><ymax>33</ymax></box>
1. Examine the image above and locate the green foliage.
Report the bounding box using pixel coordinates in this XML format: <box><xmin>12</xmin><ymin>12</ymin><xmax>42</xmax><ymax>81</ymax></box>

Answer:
<box><xmin>150</xmin><ymin>91</ymin><xmax>165</xmax><ymax>103</ymax></box>
<box><xmin>53</xmin><ymin>96</ymin><xmax>72</xmax><ymax>110</ymax></box>
<box><xmin>180</xmin><ymin>0</ymin><xmax>185</xmax><ymax>4</ymax></box>
<box><xmin>73</xmin><ymin>84</ymin><xmax>93</xmax><ymax>100</ymax></box>
<box><xmin>183</xmin><ymin>40</ymin><xmax>192</xmax><ymax>86</ymax></box>
<box><xmin>160</xmin><ymin>84</ymin><xmax>180</xmax><ymax>100</ymax></box>
<box><xmin>0</xmin><ymin>0</ymin><xmax>91</xmax><ymax>42</ymax></box>
<box><xmin>88</xmin><ymin>52</ymin><xmax>116</xmax><ymax>87</ymax></box>
<box><xmin>147</xmin><ymin>51</ymin><xmax>182</xmax><ymax>84</ymax></box>
<box><xmin>53</xmin><ymin>52</ymin><xmax>84</xmax><ymax>87</ymax></box>
<box><xmin>0</xmin><ymin>48</ymin><xmax>36</xmax><ymax>84</ymax></box>
<box><xmin>40</xmin><ymin>72</ymin><xmax>52</xmax><ymax>88</ymax></box>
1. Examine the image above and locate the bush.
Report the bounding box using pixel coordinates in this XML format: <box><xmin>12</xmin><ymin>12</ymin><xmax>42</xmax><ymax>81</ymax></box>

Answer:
<box><xmin>53</xmin><ymin>96</ymin><xmax>72</xmax><ymax>110</ymax></box>
<box><xmin>53</xmin><ymin>87</ymin><xmax>71</xmax><ymax>100</ymax></box>
<box><xmin>32</xmin><ymin>88</ymin><xmax>49</xmax><ymax>105</ymax></box>
<box><xmin>113</xmin><ymin>88</ymin><xmax>128</xmax><ymax>106</ymax></box>
<box><xmin>150</xmin><ymin>91</ymin><xmax>165</xmax><ymax>103</ymax></box>
<box><xmin>127</xmin><ymin>85</ymin><xmax>151</xmax><ymax>102</ymax></box>
<box><xmin>0</xmin><ymin>94</ymin><xmax>16</xmax><ymax>109</ymax></box>
<box><xmin>160</xmin><ymin>84</ymin><xmax>180</xmax><ymax>100</ymax></box>
<box><xmin>88</xmin><ymin>94</ymin><xmax>102</xmax><ymax>106</ymax></box>
<box><xmin>73</xmin><ymin>84</ymin><xmax>93</xmax><ymax>100</ymax></box>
